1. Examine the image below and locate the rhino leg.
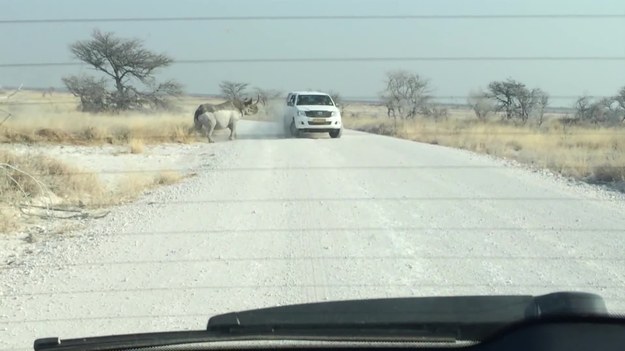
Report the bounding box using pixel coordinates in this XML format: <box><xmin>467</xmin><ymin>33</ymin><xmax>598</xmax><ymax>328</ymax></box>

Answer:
<box><xmin>206</xmin><ymin>121</ymin><xmax>216</xmax><ymax>143</ymax></box>
<box><xmin>228</xmin><ymin>119</ymin><xmax>237</xmax><ymax>140</ymax></box>
<box><xmin>199</xmin><ymin>113</ymin><xmax>216</xmax><ymax>143</ymax></box>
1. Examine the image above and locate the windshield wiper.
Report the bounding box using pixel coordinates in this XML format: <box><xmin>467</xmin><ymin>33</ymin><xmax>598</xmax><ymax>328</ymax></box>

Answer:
<box><xmin>207</xmin><ymin>291</ymin><xmax>607</xmax><ymax>340</ymax></box>
<box><xmin>34</xmin><ymin>291</ymin><xmax>608</xmax><ymax>351</ymax></box>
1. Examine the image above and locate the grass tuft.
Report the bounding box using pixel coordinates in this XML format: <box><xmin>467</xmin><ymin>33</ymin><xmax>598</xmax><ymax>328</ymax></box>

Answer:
<box><xmin>154</xmin><ymin>171</ymin><xmax>183</xmax><ymax>185</ymax></box>
<box><xmin>592</xmin><ymin>164</ymin><xmax>625</xmax><ymax>183</ymax></box>
<box><xmin>128</xmin><ymin>138</ymin><xmax>145</xmax><ymax>154</ymax></box>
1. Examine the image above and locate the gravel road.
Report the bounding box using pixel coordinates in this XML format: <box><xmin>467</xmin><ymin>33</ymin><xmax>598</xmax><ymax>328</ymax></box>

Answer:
<box><xmin>2</xmin><ymin>121</ymin><xmax>625</xmax><ymax>350</ymax></box>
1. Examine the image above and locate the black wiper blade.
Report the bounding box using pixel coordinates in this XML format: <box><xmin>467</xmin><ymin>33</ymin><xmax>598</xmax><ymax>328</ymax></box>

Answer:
<box><xmin>34</xmin><ymin>331</ymin><xmax>213</xmax><ymax>351</ymax></box>
<box><xmin>34</xmin><ymin>291</ymin><xmax>608</xmax><ymax>351</ymax></box>
<box><xmin>207</xmin><ymin>291</ymin><xmax>608</xmax><ymax>340</ymax></box>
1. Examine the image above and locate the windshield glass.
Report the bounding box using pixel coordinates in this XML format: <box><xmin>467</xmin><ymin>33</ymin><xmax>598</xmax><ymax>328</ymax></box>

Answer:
<box><xmin>296</xmin><ymin>94</ymin><xmax>334</xmax><ymax>106</ymax></box>
<box><xmin>1</xmin><ymin>1</ymin><xmax>625</xmax><ymax>350</ymax></box>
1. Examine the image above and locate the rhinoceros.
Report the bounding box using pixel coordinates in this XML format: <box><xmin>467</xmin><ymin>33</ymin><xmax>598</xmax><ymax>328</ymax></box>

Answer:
<box><xmin>193</xmin><ymin>96</ymin><xmax>260</xmax><ymax>143</ymax></box>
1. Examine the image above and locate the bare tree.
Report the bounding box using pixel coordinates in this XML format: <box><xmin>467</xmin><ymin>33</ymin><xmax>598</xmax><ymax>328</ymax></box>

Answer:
<box><xmin>380</xmin><ymin>70</ymin><xmax>432</xmax><ymax>120</ymax></box>
<box><xmin>532</xmin><ymin>89</ymin><xmax>549</xmax><ymax>126</ymax></box>
<box><xmin>384</xmin><ymin>96</ymin><xmax>400</xmax><ymax>118</ymax></box>
<box><xmin>0</xmin><ymin>83</ymin><xmax>23</xmax><ymax>126</ymax></box>
<box><xmin>219</xmin><ymin>81</ymin><xmax>249</xmax><ymax>101</ymax></box>
<box><xmin>615</xmin><ymin>86</ymin><xmax>625</xmax><ymax>123</ymax></box>
<box><xmin>253</xmin><ymin>87</ymin><xmax>282</xmax><ymax>106</ymax></box>
<box><xmin>593</xmin><ymin>97</ymin><xmax>620</xmax><ymax>125</ymax></box>
<box><xmin>63</xmin><ymin>29</ymin><xmax>182</xmax><ymax>112</ymax></box>
<box><xmin>62</xmin><ymin>75</ymin><xmax>110</xmax><ymax>113</ymax></box>
<box><xmin>515</xmin><ymin>87</ymin><xmax>536</xmax><ymax>122</ymax></box>
<box><xmin>487</xmin><ymin>79</ymin><xmax>547</xmax><ymax>123</ymax></box>
<box><xmin>572</xmin><ymin>95</ymin><xmax>615</xmax><ymax>125</ymax></box>
<box><xmin>575</xmin><ymin>87</ymin><xmax>625</xmax><ymax>125</ymax></box>
<box><xmin>588</xmin><ymin>102</ymin><xmax>604</xmax><ymax>124</ymax></box>
<box><xmin>42</xmin><ymin>87</ymin><xmax>56</xmax><ymax>98</ymax></box>
<box><xmin>467</xmin><ymin>89</ymin><xmax>494</xmax><ymax>121</ymax></box>
<box><xmin>137</xmin><ymin>80</ymin><xmax>185</xmax><ymax>111</ymax></box>
<box><xmin>574</xmin><ymin>96</ymin><xmax>591</xmax><ymax>121</ymax></box>
<box><xmin>574</xmin><ymin>95</ymin><xmax>599</xmax><ymax>123</ymax></box>
<box><xmin>487</xmin><ymin>79</ymin><xmax>525</xmax><ymax>120</ymax></box>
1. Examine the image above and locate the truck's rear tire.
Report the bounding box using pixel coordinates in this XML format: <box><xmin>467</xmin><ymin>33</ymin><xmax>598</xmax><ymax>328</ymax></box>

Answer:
<box><xmin>329</xmin><ymin>128</ymin><xmax>342</xmax><ymax>139</ymax></box>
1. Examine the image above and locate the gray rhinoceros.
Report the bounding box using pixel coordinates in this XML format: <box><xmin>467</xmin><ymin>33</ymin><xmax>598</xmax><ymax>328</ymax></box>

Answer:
<box><xmin>193</xmin><ymin>96</ymin><xmax>260</xmax><ymax>143</ymax></box>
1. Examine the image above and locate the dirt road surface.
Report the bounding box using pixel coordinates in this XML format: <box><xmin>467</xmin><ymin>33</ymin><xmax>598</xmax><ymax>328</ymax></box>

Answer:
<box><xmin>2</xmin><ymin>121</ymin><xmax>625</xmax><ymax>350</ymax></box>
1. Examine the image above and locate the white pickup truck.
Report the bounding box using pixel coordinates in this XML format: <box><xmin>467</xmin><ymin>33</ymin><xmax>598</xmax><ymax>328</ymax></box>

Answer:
<box><xmin>283</xmin><ymin>91</ymin><xmax>343</xmax><ymax>138</ymax></box>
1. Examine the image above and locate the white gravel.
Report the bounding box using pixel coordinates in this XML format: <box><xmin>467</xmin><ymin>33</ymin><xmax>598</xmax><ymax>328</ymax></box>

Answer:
<box><xmin>1</xmin><ymin>121</ymin><xmax>625</xmax><ymax>351</ymax></box>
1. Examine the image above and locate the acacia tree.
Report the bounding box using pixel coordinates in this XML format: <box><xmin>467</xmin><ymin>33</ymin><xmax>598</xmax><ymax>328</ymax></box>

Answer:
<box><xmin>63</xmin><ymin>29</ymin><xmax>182</xmax><ymax>112</ymax></box>
<box><xmin>487</xmin><ymin>79</ymin><xmax>548</xmax><ymax>123</ymax></box>
<box><xmin>487</xmin><ymin>79</ymin><xmax>525</xmax><ymax>120</ymax></box>
<box><xmin>380</xmin><ymin>70</ymin><xmax>432</xmax><ymax>120</ymax></box>
<box><xmin>219</xmin><ymin>81</ymin><xmax>249</xmax><ymax>101</ymax></box>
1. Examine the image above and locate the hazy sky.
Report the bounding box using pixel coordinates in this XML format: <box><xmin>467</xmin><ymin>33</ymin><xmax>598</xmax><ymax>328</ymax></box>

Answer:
<box><xmin>2</xmin><ymin>0</ymin><xmax>624</xmax><ymax>105</ymax></box>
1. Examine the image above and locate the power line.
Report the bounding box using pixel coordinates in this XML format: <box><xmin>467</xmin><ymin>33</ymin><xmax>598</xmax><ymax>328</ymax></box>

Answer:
<box><xmin>3</xmin><ymin>255</ymin><xmax>624</xmax><ymax>272</ymax></box>
<box><xmin>4</xmin><ymin>292</ymin><xmax>625</xmax><ymax>327</ymax></box>
<box><xmin>2</xmin><ymin>14</ymin><xmax>625</xmax><ymax>24</ymax></box>
<box><xmin>3</xmin><ymin>283</ymin><xmax>624</xmax><ymax>298</ymax></box>
<box><xmin>2</xmin><ymin>56</ymin><xmax>625</xmax><ymax>68</ymax></box>
<box><xmin>1</xmin><ymin>226</ymin><xmax>620</xmax><ymax>241</ymax></box>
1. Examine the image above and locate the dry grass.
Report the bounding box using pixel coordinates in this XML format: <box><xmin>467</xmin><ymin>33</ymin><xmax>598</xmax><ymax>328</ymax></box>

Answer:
<box><xmin>154</xmin><ymin>171</ymin><xmax>183</xmax><ymax>185</ymax></box>
<box><xmin>1</xmin><ymin>112</ymin><xmax>197</xmax><ymax>145</ymax></box>
<box><xmin>0</xmin><ymin>149</ymin><xmax>105</xmax><ymax>204</ymax></box>
<box><xmin>0</xmin><ymin>149</ymin><xmax>106</xmax><ymax>233</ymax></box>
<box><xmin>0</xmin><ymin>91</ymin><xmax>205</xmax><ymax>145</ymax></box>
<box><xmin>0</xmin><ymin>91</ymin><xmax>284</xmax><ymax>145</ymax></box>
<box><xmin>114</xmin><ymin>171</ymin><xmax>185</xmax><ymax>203</ymax></box>
<box><xmin>0</xmin><ymin>145</ymin><xmax>188</xmax><ymax>233</ymax></box>
<box><xmin>0</xmin><ymin>205</ymin><xmax>18</xmax><ymax>233</ymax></box>
<box><xmin>0</xmin><ymin>92</ymin><xmax>197</xmax><ymax>234</ymax></box>
<box><xmin>343</xmin><ymin>113</ymin><xmax>625</xmax><ymax>185</ymax></box>
<box><xmin>114</xmin><ymin>174</ymin><xmax>157</xmax><ymax>202</ymax></box>
<box><xmin>128</xmin><ymin>138</ymin><xmax>145</xmax><ymax>154</ymax></box>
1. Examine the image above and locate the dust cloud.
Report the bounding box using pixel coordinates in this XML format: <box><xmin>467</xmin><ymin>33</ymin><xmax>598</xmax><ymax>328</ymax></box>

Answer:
<box><xmin>239</xmin><ymin>98</ymin><xmax>288</xmax><ymax>140</ymax></box>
